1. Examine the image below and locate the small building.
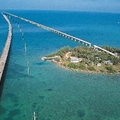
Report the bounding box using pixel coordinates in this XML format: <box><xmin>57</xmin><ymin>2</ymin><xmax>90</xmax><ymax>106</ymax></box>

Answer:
<box><xmin>71</xmin><ymin>57</ymin><xmax>82</xmax><ymax>63</ymax></box>
<box><xmin>114</xmin><ymin>52</ymin><xmax>119</xmax><ymax>57</ymax></box>
<box><xmin>91</xmin><ymin>61</ymin><xmax>94</xmax><ymax>66</ymax></box>
<box><xmin>97</xmin><ymin>63</ymin><xmax>102</xmax><ymax>67</ymax></box>
<box><xmin>104</xmin><ymin>60</ymin><xmax>113</xmax><ymax>65</ymax></box>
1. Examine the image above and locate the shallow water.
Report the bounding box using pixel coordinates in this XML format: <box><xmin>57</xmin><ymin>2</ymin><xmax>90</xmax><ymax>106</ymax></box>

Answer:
<box><xmin>0</xmin><ymin>11</ymin><xmax>120</xmax><ymax>120</ymax></box>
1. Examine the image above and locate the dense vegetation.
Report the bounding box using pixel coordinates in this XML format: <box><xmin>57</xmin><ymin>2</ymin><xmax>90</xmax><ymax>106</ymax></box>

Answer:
<box><xmin>102</xmin><ymin>46</ymin><xmax>120</xmax><ymax>56</ymax></box>
<box><xmin>45</xmin><ymin>46</ymin><xmax>120</xmax><ymax>74</ymax></box>
<box><xmin>46</xmin><ymin>46</ymin><xmax>70</xmax><ymax>58</ymax></box>
<box><xmin>71</xmin><ymin>46</ymin><xmax>120</xmax><ymax>65</ymax></box>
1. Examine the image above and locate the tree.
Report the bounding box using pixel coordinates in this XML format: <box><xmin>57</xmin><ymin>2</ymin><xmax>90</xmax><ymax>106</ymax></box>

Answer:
<box><xmin>105</xmin><ymin>66</ymin><xmax>116</xmax><ymax>73</ymax></box>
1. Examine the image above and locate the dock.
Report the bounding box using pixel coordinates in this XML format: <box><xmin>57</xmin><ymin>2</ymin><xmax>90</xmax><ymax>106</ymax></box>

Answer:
<box><xmin>0</xmin><ymin>13</ymin><xmax>12</xmax><ymax>82</ymax></box>
<box><xmin>41</xmin><ymin>56</ymin><xmax>59</xmax><ymax>61</ymax></box>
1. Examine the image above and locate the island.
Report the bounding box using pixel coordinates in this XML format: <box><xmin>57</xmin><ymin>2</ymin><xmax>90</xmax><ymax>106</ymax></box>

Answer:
<box><xmin>41</xmin><ymin>46</ymin><xmax>120</xmax><ymax>74</ymax></box>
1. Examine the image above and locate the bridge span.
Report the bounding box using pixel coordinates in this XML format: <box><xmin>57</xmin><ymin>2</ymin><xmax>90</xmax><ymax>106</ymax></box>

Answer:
<box><xmin>93</xmin><ymin>45</ymin><xmax>118</xmax><ymax>57</ymax></box>
<box><xmin>0</xmin><ymin>13</ymin><xmax>12</xmax><ymax>82</ymax></box>
<box><xmin>4</xmin><ymin>12</ymin><xmax>91</xmax><ymax>47</ymax></box>
<box><xmin>4</xmin><ymin>12</ymin><xmax>118</xmax><ymax>58</ymax></box>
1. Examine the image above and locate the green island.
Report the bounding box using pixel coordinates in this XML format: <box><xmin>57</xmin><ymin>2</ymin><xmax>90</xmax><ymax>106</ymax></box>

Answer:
<box><xmin>42</xmin><ymin>46</ymin><xmax>120</xmax><ymax>74</ymax></box>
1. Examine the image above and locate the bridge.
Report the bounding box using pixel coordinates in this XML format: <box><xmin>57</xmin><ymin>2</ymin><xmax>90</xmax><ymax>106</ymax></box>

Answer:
<box><xmin>93</xmin><ymin>45</ymin><xmax>118</xmax><ymax>57</ymax></box>
<box><xmin>0</xmin><ymin>13</ymin><xmax>12</xmax><ymax>82</ymax></box>
<box><xmin>4</xmin><ymin>12</ymin><xmax>91</xmax><ymax>47</ymax></box>
<box><xmin>4</xmin><ymin>12</ymin><xmax>118</xmax><ymax>58</ymax></box>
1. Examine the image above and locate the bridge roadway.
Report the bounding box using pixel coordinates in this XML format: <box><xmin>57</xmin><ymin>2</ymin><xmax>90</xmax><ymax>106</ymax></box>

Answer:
<box><xmin>93</xmin><ymin>45</ymin><xmax>118</xmax><ymax>57</ymax></box>
<box><xmin>0</xmin><ymin>13</ymin><xmax>12</xmax><ymax>82</ymax></box>
<box><xmin>4</xmin><ymin>12</ymin><xmax>118</xmax><ymax>58</ymax></box>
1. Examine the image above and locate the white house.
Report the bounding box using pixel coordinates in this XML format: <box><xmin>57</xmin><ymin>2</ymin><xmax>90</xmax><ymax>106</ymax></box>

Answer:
<box><xmin>97</xmin><ymin>63</ymin><xmax>102</xmax><ymax>67</ymax></box>
<box><xmin>104</xmin><ymin>60</ymin><xmax>113</xmax><ymax>65</ymax></box>
<box><xmin>71</xmin><ymin>57</ymin><xmax>82</xmax><ymax>63</ymax></box>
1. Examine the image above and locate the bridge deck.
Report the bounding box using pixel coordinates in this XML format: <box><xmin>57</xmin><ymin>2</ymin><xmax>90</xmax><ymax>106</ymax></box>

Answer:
<box><xmin>0</xmin><ymin>14</ymin><xmax>12</xmax><ymax>82</ymax></box>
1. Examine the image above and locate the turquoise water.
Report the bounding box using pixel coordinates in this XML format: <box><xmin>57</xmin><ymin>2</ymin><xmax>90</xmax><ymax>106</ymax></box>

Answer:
<box><xmin>0</xmin><ymin>11</ymin><xmax>120</xmax><ymax>120</ymax></box>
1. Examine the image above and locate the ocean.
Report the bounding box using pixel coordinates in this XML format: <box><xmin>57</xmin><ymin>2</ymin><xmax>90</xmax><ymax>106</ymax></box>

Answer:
<box><xmin>0</xmin><ymin>10</ymin><xmax>120</xmax><ymax>120</ymax></box>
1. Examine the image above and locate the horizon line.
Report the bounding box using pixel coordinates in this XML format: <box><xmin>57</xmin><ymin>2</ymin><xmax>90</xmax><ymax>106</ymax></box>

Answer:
<box><xmin>0</xmin><ymin>9</ymin><xmax>120</xmax><ymax>14</ymax></box>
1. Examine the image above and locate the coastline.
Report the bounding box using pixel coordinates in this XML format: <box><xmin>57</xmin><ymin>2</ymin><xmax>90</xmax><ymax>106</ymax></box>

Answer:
<box><xmin>49</xmin><ymin>60</ymin><xmax>120</xmax><ymax>75</ymax></box>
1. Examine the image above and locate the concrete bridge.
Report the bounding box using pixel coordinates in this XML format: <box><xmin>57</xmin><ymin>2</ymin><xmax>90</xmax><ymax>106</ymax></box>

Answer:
<box><xmin>0</xmin><ymin>13</ymin><xmax>12</xmax><ymax>82</ymax></box>
<box><xmin>3</xmin><ymin>12</ymin><xmax>118</xmax><ymax>58</ymax></box>
<box><xmin>93</xmin><ymin>45</ymin><xmax>118</xmax><ymax>57</ymax></box>
<box><xmin>4</xmin><ymin>12</ymin><xmax>91</xmax><ymax>47</ymax></box>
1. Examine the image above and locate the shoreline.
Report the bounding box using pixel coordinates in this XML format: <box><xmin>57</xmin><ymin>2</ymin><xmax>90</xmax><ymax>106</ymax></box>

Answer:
<box><xmin>41</xmin><ymin>46</ymin><xmax>120</xmax><ymax>75</ymax></box>
<box><xmin>48</xmin><ymin>60</ymin><xmax>120</xmax><ymax>75</ymax></box>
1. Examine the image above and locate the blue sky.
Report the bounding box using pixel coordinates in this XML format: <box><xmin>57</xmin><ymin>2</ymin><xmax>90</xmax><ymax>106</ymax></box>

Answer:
<box><xmin>0</xmin><ymin>0</ymin><xmax>120</xmax><ymax>13</ymax></box>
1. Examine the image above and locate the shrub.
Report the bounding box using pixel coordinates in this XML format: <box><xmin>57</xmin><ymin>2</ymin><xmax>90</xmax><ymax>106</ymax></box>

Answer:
<box><xmin>46</xmin><ymin>53</ymin><xmax>55</xmax><ymax>57</ymax></box>
<box><xmin>100</xmin><ymin>69</ymin><xmax>104</xmax><ymax>73</ymax></box>
<box><xmin>105</xmin><ymin>66</ymin><xmax>116</xmax><ymax>73</ymax></box>
<box><xmin>54</xmin><ymin>58</ymin><xmax>60</xmax><ymax>62</ymax></box>
<box><xmin>111</xmin><ymin>58</ymin><xmax>120</xmax><ymax>65</ymax></box>
<box><xmin>88</xmin><ymin>66</ymin><xmax>96</xmax><ymax>71</ymax></box>
<box><xmin>79</xmin><ymin>64</ymin><xmax>86</xmax><ymax>70</ymax></box>
<box><xmin>68</xmin><ymin>63</ymin><xmax>79</xmax><ymax>69</ymax></box>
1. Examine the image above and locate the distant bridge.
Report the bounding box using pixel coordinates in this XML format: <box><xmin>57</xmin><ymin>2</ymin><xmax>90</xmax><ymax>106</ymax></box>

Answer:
<box><xmin>3</xmin><ymin>12</ymin><xmax>119</xmax><ymax>58</ymax></box>
<box><xmin>0</xmin><ymin>13</ymin><xmax>12</xmax><ymax>82</ymax></box>
<box><xmin>4</xmin><ymin>12</ymin><xmax>91</xmax><ymax>47</ymax></box>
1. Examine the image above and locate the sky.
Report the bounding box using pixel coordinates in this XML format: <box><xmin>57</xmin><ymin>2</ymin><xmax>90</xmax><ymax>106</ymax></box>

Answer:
<box><xmin>0</xmin><ymin>0</ymin><xmax>120</xmax><ymax>13</ymax></box>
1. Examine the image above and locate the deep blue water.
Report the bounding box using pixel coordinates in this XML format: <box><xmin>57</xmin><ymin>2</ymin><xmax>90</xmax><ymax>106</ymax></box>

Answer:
<box><xmin>0</xmin><ymin>10</ymin><xmax>120</xmax><ymax>120</ymax></box>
